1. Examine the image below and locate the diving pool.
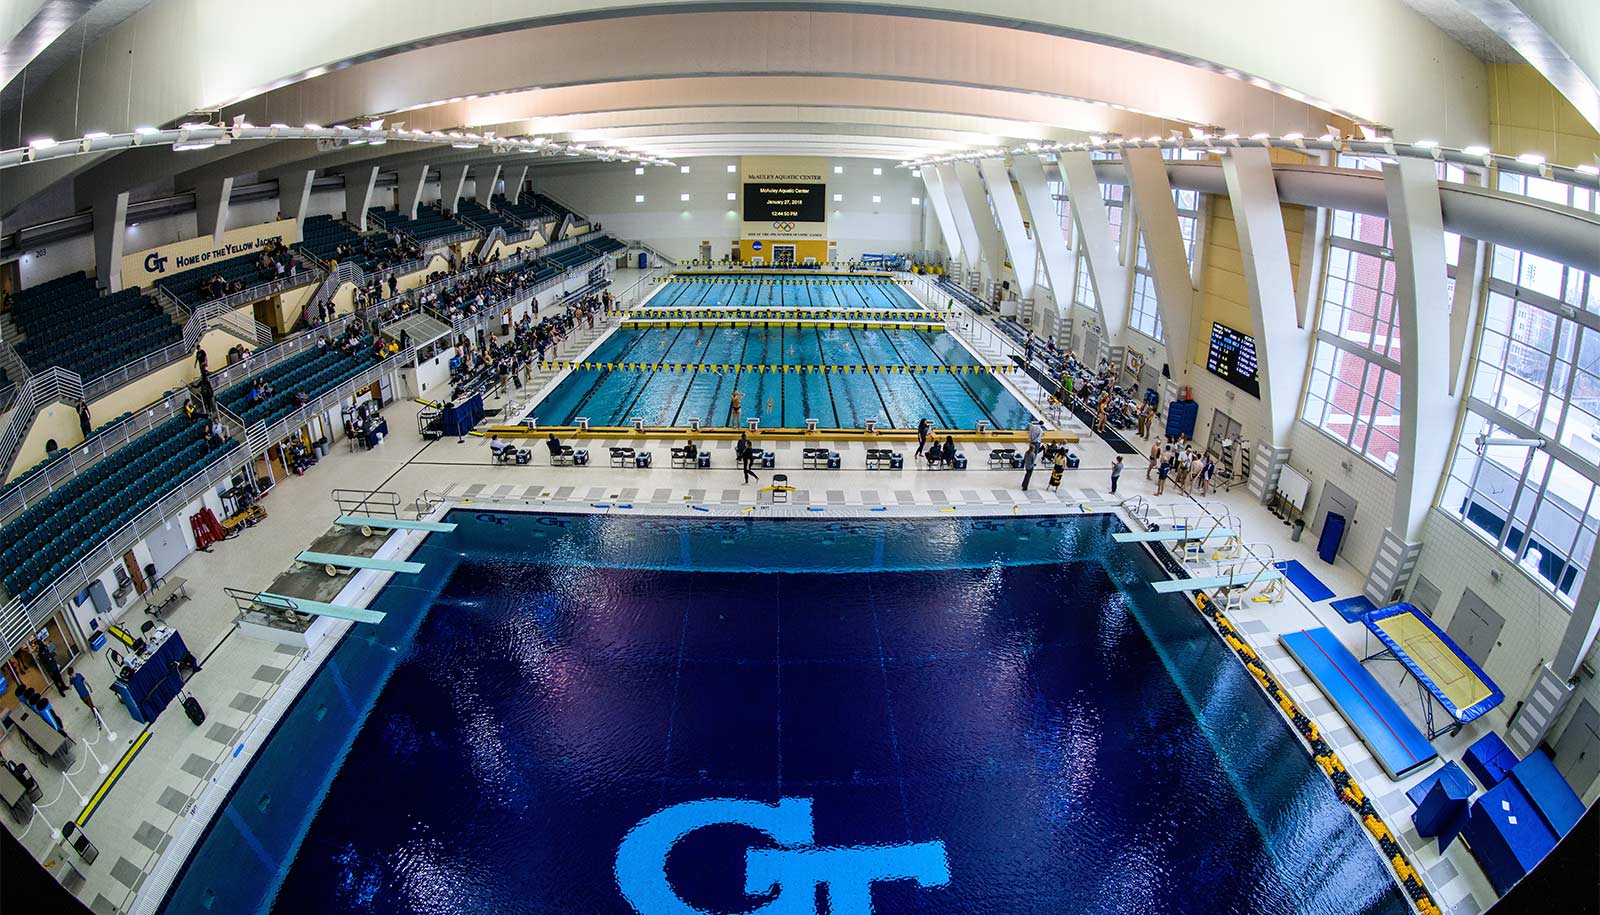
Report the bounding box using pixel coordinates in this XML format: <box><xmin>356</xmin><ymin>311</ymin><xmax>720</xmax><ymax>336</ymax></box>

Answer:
<box><xmin>532</xmin><ymin>276</ymin><xmax>1034</xmax><ymax>429</ymax></box>
<box><xmin>158</xmin><ymin>512</ymin><xmax>1407</xmax><ymax>915</ymax></box>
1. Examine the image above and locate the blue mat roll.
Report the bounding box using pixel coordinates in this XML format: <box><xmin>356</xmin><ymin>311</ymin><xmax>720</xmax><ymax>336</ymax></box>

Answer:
<box><xmin>1274</xmin><ymin>559</ymin><xmax>1335</xmax><ymax>602</ymax></box>
<box><xmin>1330</xmin><ymin>594</ymin><xmax>1380</xmax><ymax>623</ymax></box>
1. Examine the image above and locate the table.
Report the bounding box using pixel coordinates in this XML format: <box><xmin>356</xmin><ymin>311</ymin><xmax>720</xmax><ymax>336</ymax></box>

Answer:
<box><xmin>109</xmin><ymin>629</ymin><xmax>190</xmax><ymax>724</ymax></box>
<box><xmin>0</xmin><ymin>762</ymin><xmax>27</xmax><ymax>811</ymax></box>
<box><xmin>9</xmin><ymin>710</ymin><xmax>72</xmax><ymax>767</ymax></box>
<box><xmin>142</xmin><ymin>576</ymin><xmax>189</xmax><ymax>617</ymax></box>
<box><xmin>438</xmin><ymin>395</ymin><xmax>484</xmax><ymax>437</ymax></box>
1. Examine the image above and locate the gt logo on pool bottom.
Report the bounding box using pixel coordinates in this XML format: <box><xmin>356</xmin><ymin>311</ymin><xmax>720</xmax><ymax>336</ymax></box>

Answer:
<box><xmin>616</xmin><ymin>797</ymin><xmax>949</xmax><ymax>915</ymax></box>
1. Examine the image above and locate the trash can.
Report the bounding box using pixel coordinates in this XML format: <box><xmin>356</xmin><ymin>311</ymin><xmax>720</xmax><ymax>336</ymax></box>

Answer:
<box><xmin>1291</xmin><ymin>519</ymin><xmax>1306</xmax><ymax>542</ymax></box>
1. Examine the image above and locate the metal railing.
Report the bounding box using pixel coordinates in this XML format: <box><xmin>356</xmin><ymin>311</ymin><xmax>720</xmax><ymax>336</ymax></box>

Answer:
<box><xmin>163</xmin><ymin>267</ymin><xmax>322</xmax><ymax>318</ymax></box>
<box><xmin>0</xmin><ymin>366</ymin><xmax>85</xmax><ymax>487</ymax></box>
<box><xmin>253</xmin><ymin>347</ymin><xmax>410</xmax><ymax>447</ymax></box>
<box><xmin>0</xmin><ymin>439</ymin><xmax>248</xmax><ymax>652</ymax></box>
<box><xmin>334</xmin><ymin>488</ymin><xmax>401</xmax><ymax>518</ymax></box>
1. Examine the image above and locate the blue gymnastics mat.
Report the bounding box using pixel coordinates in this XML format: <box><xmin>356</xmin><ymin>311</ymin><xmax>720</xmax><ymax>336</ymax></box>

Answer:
<box><xmin>1274</xmin><ymin>559</ymin><xmax>1335</xmax><ymax>603</ymax></box>
<box><xmin>1330</xmin><ymin>594</ymin><xmax>1380</xmax><ymax>623</ymax></box>
<box><xmin>1280</xmin><ymin>627</ymin><xmax>1438</xmax><ymax>780</ymax></box>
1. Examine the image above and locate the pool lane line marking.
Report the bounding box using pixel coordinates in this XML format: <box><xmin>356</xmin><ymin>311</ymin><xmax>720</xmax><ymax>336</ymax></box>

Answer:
<box><xmin>77</xmin><ymin>730</ymin><xmax>153</xmax><ymax>827</ymax></box>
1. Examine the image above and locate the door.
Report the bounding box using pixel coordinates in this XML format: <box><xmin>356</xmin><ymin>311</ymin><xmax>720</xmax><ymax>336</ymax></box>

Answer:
<box><xmin>1207</xmin><ymin>409</ymin><xmax>1242</xmax><ymax>458</ymax></box>
<box><xmin>1311</xmin><ymin>482</ymin><xmax>1359</xmax><ymax>543</ymax></box>
<box><xmin>1554</xmin><ymin>699</ymin><xmax>1600</xmax><ymax>794</ymax></box>
<box><xmin>1409</xmin><ymin>576</ymin><xmax>1442</xmax><ymax>617</ymax></box>
<box><xmin>1444</xmin><ymin>589</ymin><xmax>1504</xmax><ymax>667</ymax></box>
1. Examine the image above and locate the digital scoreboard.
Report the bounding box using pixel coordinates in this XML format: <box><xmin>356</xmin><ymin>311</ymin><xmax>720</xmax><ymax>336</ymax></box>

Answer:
<box><xmin>1205</xmin><ymin>322</ymin><xmax>1260</xmax><ymax>398</ymax></box>
<box><xmin>742</xmin><ymin>182</ymin><xmax>826</xmax><ymax>224</ymax></box>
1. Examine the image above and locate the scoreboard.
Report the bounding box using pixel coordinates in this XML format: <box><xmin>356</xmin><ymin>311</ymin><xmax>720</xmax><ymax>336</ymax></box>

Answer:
<box><xmin>742</xmin><ymin>182</ymin><xmax>825</xmax><ymax>223</ymax></box>
<box><xmin>1205</xmin><ymin>322</ymin><xmax>1260</xmax><ymax>398</ymax></box>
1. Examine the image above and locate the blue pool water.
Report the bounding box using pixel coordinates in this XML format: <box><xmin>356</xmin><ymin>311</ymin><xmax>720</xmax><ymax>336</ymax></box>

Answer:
<box><xmin>533</xmin><ymin>277</ymin><xmax>1033</xmax><ymax>429</ymax></box>
<box><xmin>160</xmin><ymin>513</ymin><xmax>1407</xmax><ymax>915</ymax></box>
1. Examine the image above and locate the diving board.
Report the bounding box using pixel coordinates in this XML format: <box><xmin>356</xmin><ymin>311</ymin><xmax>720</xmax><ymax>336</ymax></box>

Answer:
<box><xmin>1281</xmin><ymin>627</ymin><xmax>1438</xmax><ymax>780</ymax></box>
<box><xmin>1113</xmin><ymin>527</ymin><xmax>1236</xmax><ymax>543</ymax></box>
<box><xmin>335</xmin><ymin>515</ymin><xmax>457</xmax><ymax>534</ymax></box>
<box><xmin>255</xmin><ymin>592</ymin><xmax>386</xmax><ymax>624</ymax></box>
<box><xmin>296</xmin><ymin>551</ymin><xmax>425</xmax><ymax>574</ymax></box>
<box><xmin>1150</xmin><ymin>569</ymin><xmax>1282</xmax><ymax>593</ymax></box>
<box><xmin>1362</xmin><ymin>602</ymin><xmax>1504</xmax><ymax>739</ymax></box>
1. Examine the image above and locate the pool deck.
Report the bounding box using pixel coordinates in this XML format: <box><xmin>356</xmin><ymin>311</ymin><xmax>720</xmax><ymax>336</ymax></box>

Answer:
<box><xmin>1</xmin><ymin>301</ymin><xmax>1502</xmax><ymax>915</ymax></box>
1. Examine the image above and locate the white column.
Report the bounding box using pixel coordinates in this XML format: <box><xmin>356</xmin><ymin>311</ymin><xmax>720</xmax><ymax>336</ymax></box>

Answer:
<box><xmin>505</xmin><ymin>166</ymin><xmax>529</xmax><ymax>205</ymax></box>
<box><xmin>93</xmin><ymin>191</ymin><xmax>130</xmax><ymax>292</ymax></box>
<box><xmin>398</xmin><ymin>164</ymin><xmax>430</xmax><ymax>220</ymax></box>
<box><xmin>934</xmin><ymin>163</ymin><xmax>982</xmax><ymax>274</ymax></box>
<box><xmin>920</xmin><ymin>168</ymin><xmax>963</xmax><ymax>266</ymax></box>
<box><xmin>343</xmin><ymin>166</ymin><xmax>380</xmax><ymax>230</ymax></box>
<box><xmin>1059</xmin><ymin>152</ymin><xmax>1128</xmax><ymax>351</ymax></box>
<box><xmin>1220</xmin><ymin>148</ymin><xmax>1312</xmax><ymax>447</ymax></box>
<box><xmin>194</xmin><ymin>176</ymin><xmax>234</xmax><ymax>243</ymax></box>
<box><xmin>474</xmin><ymin>164</ymin><xmax>501</xmax><ymax>207</ymax></box>
<box><xmin>1122</xmin><ymin>148</ymin><xmax>1195</xmax><ymax>378</ymax></box>
<box><xmin>977</xmin><ymin>158</ymin><xmax>1036</xmax><ymax>301</ymax></box>
<box><xmin>1384</xmin><ymin>157</ymin><xmax>1458</xmax><ymax>541</ymax></box>
<box><xmin>1012</xmin><ymin>156</ymin><xmax>1075</xmax><ymax>312</ymax></box>
<box><xmin>953</xmin><ymin>161</ymin><xmax>1005</xmax><ymax>288</ymax></box>
<box><xmin>276</xmin><ymin>168</ymin><xmax>316</xmax><ymax>229</ymax></box>
<box><xmin>440</xmin><ymin>164</ymin><xmax>470</xmax><ymax>215</ymax></box>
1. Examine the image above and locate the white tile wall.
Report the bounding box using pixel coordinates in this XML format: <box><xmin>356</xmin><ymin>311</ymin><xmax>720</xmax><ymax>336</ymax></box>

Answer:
<box><xmin>1284</xmin><ymin>419</ymin><xmax>1398</xmax><ymax>575</ymax></box>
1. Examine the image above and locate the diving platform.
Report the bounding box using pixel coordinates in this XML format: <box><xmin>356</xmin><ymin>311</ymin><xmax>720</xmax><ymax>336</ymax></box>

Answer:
<box><xmin>1150</xmin><ymin>570</ymin><xmax>1283</xmax><ymax>593</ymax></box>
<box><xmin>254</xmin><ymin>592</ymin><xmax>387</xmax><ymax>624</ymax></box>
<box><xmin>1113</xmin><ymin>528</ymin><xmax>1237</xmax><ymax>543</ymax></box>
<box><xmin>296</xmin><ymin>551</ymin><xmax>425</xmax><ymax>574</ymax></box>
<box><xmin>335</xmin><ymin>515</ymin><xmax>457</xmax><ymax>534</ymax></box>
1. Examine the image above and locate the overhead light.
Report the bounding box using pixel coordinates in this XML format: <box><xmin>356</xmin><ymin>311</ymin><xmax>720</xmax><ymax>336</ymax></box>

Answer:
<box><xmin>174</xmin><ymin>142</ymin><xmax>215</xmax><ymax>151</ymax></box>
<box><xmin>27</xmin><ymin>138</ymin><xmax>56</xmax><ymax>148</ymax></box>
<box><xmin>1412</xmin><ymin>139</ymin><xmax>1438</xmax><ymax>149</ymax></box>
<box><xmin>1250</xmin><ymin>132</ymin><xmax>1269</xmax><ymax>140</ymax></box>
<box><xmin>452</xmin><ymin>142</ymin><xmax>479</xmax><ymax>149</ymax></box>
<box><xmin>134</xmin><ymin>126</ymin><xmax>158</xmax><ymax>135</ymax></box>
<box><xmin>1463</xmin><ymin>145</ymin><xmax>1491</xmax><ymax>156</ymax></box>
<box><xmin>1516</xmin><ymin>152</ymin><xmax>1546</xmax><ymax>165</ymax></box>
<box><xmin>304</xmin><ymin>123</ymin><xmax>322</xmax><ymax>130</ymax></box>
<box><xmin>1576</xmin><ymin>164</ymin><xmax>1599</xmax><ymax>176</ymax></box>
<box><xmin>1282</xmin><ymin>132</ymin><xmax>1303</xmax><ymax>141</ymax></box>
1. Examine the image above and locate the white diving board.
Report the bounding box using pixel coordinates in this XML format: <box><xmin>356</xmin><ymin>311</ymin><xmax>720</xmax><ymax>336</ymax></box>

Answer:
<box><xmin>1150</xmin><ymin>570</ymin><xmax>1284</xmax><ymax>593</ymax></box>
<box><xmin>256</xmin><ymin>592</ymin><xmax>386</xmax><ymax>624</ymax></box>
<box><xmin>335</xmin><ymin>515</ymin><xmax>457</xmax><ymax>533</ymax></box>
<box><xmin>1113</xmin><ymin>528</ymin><xmax>1236</xmax><ymax>543</ymax></box>
<box><xmin>296</xmin><ymin>551</ymin><xmax>425</xmax><ymax>574</ymax></box>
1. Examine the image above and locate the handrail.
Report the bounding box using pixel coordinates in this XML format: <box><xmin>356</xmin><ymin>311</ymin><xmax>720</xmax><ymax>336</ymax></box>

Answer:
<box><xmin>414</xmin><ymin>489</ymin><xmax>447</xmax><ymax>518</ymax></box>
<box><xmin>333</xmin><ymin>488</ymin><xmax>401</xmax><ymax>519</ymax></box>
<box><xmin>0</xmin><ymin>365</ymin><xmax>85</xmax><ymax>486</ymax></box>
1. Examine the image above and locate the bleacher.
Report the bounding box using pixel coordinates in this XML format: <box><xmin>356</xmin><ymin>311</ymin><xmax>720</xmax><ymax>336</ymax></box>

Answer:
<box><xmin>368</xmin><ymin>206</ymin><xmax>478</xmax><ymax>245</ymax></box>
<box><xmin>491</xmin><ymin>194</ymin><xmax>549</xmax><ymax>226</ymax></box>
<box><xmin>545</xmin><ymin>235</ymin><xmax>625</xmax><ymax>271</ymax></box>
<box><xmin>156</xmin><ymin>252</ymin><xmax>281</xmax><ymax>308</ymax></box>
<box><xmin>455</xmin><ymin>200</ymin><xmax>525</xmax><ymax>236</ymax></box>
<box><xmin>11</xmin><ymin>272</ymin><xmax>182</xmax><ymax>380</ymax></box>
<box><xmin>530</xmin><ymin>194</ymin><xmax>577</xmax><ymax>223</ymax></box>
<box><xmin>219</xmin><ymin>339</ymin><xmax>381</xmax><ymax>428</ymax></box>
<box><xmin>0</xmin><ymin>414</ymin><xmax>234</xmax><ymax>605</ymax></box>
<box><xmin>294</xmin><ymin>215</ymin><xmax>405</xmax><ymax>273</ymax></box>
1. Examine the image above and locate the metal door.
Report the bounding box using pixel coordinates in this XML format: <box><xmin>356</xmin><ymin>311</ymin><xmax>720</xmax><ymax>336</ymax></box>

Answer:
<box><xmin>1443</xmin><ymin>589</ymin><xmax>1504</xmax><ymax>667</ymax></box>
<box><xmin>1554</xmin><ymin>699</ymin><xmax>1600</xmax><ymax>794</ymax></box>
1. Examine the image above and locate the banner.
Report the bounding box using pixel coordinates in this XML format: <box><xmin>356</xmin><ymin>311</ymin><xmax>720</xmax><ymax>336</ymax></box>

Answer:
<box><xmin>740</xmin><ymin>156</ymin><xmax>829</xmax><ymax>241</ymax></box>
<box><xmin>122</xmin><ymin>219</ymin><xmax>302</xmax><ymax>288</ymax></box>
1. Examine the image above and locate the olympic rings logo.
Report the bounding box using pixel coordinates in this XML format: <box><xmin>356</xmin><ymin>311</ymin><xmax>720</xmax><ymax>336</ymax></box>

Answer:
<box><xmin>772</xmin><ymin>221</ymin><xmax>796</xmax><ymax>232</ymax></box>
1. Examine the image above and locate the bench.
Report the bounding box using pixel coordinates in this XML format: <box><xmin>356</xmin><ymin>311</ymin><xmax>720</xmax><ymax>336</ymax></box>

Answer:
<box><xmin>865</xmin><ymin>448</ymin><xmax>902</xmax><ymax>470</ymax></box>
<box><xmin>987</xmin><ymin>448</ymin><xmax>1020</xmax><ymax>469</ymax></box>
<box><xmin>802</xmin><ymin>448</ymin><xmax>840</xmax><ymax>470</ymax></box>
<box><xmin>924</xmin><ymin>451</ymin><xmax>967</xmax><ymax>470</ymax></box>
<box><xmin>610</xmin><ymin>447</ymin><xmax>650</xmax><ymax>468</ymax></box>
<box><xmin>671</xmin><ymin>447</ymin><xmax>696</xmax><ymax>468</ymax></box>
<box><xmin>548</xmin><ymin>444</ymin><xmax>583</xmax><ymax>466</ymax></box>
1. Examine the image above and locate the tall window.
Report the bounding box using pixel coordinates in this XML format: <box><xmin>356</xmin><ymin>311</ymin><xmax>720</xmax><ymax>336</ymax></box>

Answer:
<box><xmin>1442</xmin><ymin>250</ymin><xmax>1600</xmax><ymax>604</ymax></box>
<box><xmin>1300</xmin><ymin>205</ymin><xmax>1404</xmax><ymax>470</ymax></box>
<box><xmin>1127</xmin><ymin>188</ymin><xmax>1201</xmax><ymax>343</ymax></box>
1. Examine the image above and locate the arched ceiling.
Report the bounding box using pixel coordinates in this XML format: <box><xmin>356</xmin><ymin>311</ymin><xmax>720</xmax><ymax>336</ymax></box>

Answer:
<box><xmin>0</xmin><ymin>0</ymin><xmax>1583</xmax><ymax>224</ymax></box>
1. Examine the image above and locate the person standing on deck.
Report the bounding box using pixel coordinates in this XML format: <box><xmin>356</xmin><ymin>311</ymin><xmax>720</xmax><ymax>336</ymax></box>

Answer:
<box><xmin>1110</xmin><ymin>455</ymin><xmax>1123</xmax><ymax>494</ymax></box>
<box><xmin>915</xmin><ymin>418</ymin><xmax>932</xmax><ymax>457</ymax></box>
<box><xmin>1020</xmin><ymin>444</ymin><xmax>1037</xmax><ymax>491</ymax></box>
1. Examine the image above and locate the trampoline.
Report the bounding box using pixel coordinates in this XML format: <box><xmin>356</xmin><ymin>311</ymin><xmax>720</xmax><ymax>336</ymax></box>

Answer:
<box><xmin>1360</xmin><ymin>602</ymin><xmax>1504</xmax><ymax>740</ymax></box>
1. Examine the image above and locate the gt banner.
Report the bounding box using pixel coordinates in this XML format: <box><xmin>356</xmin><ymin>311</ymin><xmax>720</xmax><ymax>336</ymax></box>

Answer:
<box><xmin>122</xmin><ymin>219</ymin><xmax>302</xmax><ymax>288</ymax></box>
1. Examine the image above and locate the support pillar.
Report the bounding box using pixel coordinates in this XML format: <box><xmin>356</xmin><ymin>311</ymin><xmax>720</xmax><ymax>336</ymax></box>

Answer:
<box><xmin>920</xmin><ymin>168</ymin><xmax>962</xmax><ymax>266</ymax></box>
<box><xmin>440</xmin><ymin>164</ymin><xmax>470</xmax><ymax>215</ymax></box>
<box><xmin>1122</xmin><ymin>148</ymin><xmax>1194</xmax><ymax>378</ymax></box>
<box><xmin>1059</xmin><ymin>151</ymin><xmax>1129</xmax><ymax>353</ymax></box>
<box><xmin>343</xmin><ymin>166</ymin><xmax>380</xmax><ymax>230</ymax></box>
<box><xmin>193</xmin><ymin>177</ymin><xmax>234</xmax><ymax>243</ymax></box>
<box><xmin>398</xmin><ymin>164</ymin><xmax>429</xmax><ymax>220</ymax></box>
<box><xmin>474</xmin><ymin>165</ymin><xmax>501</xmax><ymax>207</ymax></box>
<box><xmin>1220</xmin><ymin>147</ymin><xmax>1312</xmax><ymax>448</ymax></box>
<box><xmin>1012</xmin><ymin>156</ymin><xmax>1076</xmax><ymax>317</ymax></box>
<box><xmin>977</xmin><ymin>158</ymin><xmax>1036</xmax><ymax>302</ymax></box>
<box><xmin>276</xmin><ymin>168</ymin><xmax>316</xmax><ymax>229</ymax></box>
<box><xmin>505</xmin><ymin>166</ymin><xmax>529</xmax><ymax>205</ymax></box>
<box><xmin>93</xmin><ymin>192</ymin><xmax>130</xmax><ymax>292</ymax></box>
<box><xmin>933</xmin><ymin>163</ymin><xmax>981</xmax><ymax>275</ymax></box>
<box><xmin>953</xmin><ymin>161</ymin><xmax>1005</xmax><ymax>290</ymax></box>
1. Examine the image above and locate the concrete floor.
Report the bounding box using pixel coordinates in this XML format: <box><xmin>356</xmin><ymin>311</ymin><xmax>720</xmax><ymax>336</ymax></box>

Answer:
<box><xmin>0</xmin><ymin>279</ymin><xmax>1499</xmax><ymax>915</ymax></box>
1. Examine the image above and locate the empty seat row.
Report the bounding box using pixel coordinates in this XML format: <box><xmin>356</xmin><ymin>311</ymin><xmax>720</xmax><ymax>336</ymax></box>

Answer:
<box><xmin>295</xmin><ymin>215</ymin><xmax>409</xmax><ymax>273</ymax></box>
<box><xmin>10</xmin><ymin>278</ymin><xmax>183</xmax><ymax>380</ymax></box>
<box><xmin>367</xmin><ymin>206</ymin><xmax>479</xmax><ymax>244</ymax></box>
<box><xmin>455</xmin><ymin>200</ymin><xmax>524</xmax><ymax>236</ymax></box>
<box><xmin>219</xmin><ymin>340</ymin><xmax>380</xmax><ymax>427</ymax></box>
<box><xmin>0</xmin><ymin>415</ymin><xmax>235</xmax><ymax>605</ymax></box>
<box><xmin>491</xmin><ymin>195</ymin><xmax>555</xmax><ymax>226</ymax></box>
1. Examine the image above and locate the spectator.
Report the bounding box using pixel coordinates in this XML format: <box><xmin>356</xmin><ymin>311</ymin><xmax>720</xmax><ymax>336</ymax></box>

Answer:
<box><xmin>76</xmin><ymin>400</ymin><xmax>92</xmax><ymax>438</ymax></box>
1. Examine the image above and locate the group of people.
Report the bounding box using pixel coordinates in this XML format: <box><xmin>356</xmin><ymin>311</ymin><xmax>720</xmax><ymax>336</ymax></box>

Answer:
<box><xmin>198</xmin><ymin>239</ymin><xmax>297</xmax><ymax>301</ymax></box>
<box><xmin>1148</xmin><ymin>436</ymin><xmax>1216</xmax><ymax>496</ymax></box>
<box><xmin>326</xmin><ymin>230</ymin><xmax>423</xmax><ymax>274</ymax></box>
<box><xmin>12</xmin><ymin>634</ymin><xmax>100</xmax><ymax>738</ymax></box>
<box><xmin>444</xmin><ymin>288</ymin><xmax>608</xmax><ymax>402</ymax></box>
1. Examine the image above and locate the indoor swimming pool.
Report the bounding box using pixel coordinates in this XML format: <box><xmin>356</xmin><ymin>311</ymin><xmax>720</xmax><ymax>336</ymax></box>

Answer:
<box><xmin>158</xmin><ymin>511</ymin><xmax>1408</xmax><ymax>915</ymax></box>
<box><xmin>531</xmin><ymin>275</ymin><xmax>1034</xmax><ymax>429</ymax></box>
